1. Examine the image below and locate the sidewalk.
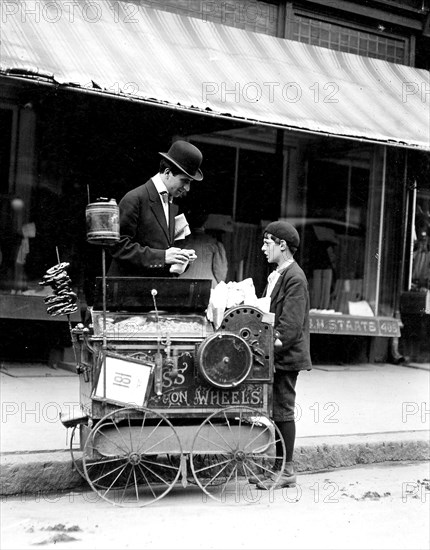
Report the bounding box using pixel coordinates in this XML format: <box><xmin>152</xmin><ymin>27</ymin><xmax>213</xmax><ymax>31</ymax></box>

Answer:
<box><xmin>1</xmin><ymin>361</ymin><xmax>429</xmax><ymax>495</ymax></box>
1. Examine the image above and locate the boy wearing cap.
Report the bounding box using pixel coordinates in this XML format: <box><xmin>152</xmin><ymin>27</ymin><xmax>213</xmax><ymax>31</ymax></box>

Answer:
<box><xmin>108</xmin><ymin>141</ymin><xmax>203</xmax><ymax>277</ymax></box>
<box><xmin>255</xmin><ymin>220</ymin><xmax>312</xmax><ymax>490</ymax></box>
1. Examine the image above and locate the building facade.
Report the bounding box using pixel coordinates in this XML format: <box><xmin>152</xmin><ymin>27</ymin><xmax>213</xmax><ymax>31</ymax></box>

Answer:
<box><xmin>1</xmin><ymin>0</ymin><xmax>429</xmax><ymax>362</ymax></box>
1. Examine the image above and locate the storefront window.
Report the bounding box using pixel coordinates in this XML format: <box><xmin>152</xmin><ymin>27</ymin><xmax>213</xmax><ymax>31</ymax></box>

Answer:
<box><xmin>413</xmin><ymin>190</ymin><xmax>430</xmax><ymax>291</ymax></box>
<box><xmin>299</xmin><ymin>157</ymin><xmax>370</xmax><ymax>313</ymax></box>
<box><xmin>0</xmin><ymin>99</ymin><xmax>88</xmax><ymax>299</ymax></box>
<box><xmin>185</xmin><ymin>143</ymin><xmax>236</xmax><ymax>217</ymax></box>
<box><xmin>0</xmin><ymin>106</ymin><xmax>21</xmax><ymax>292</ymax></box>
<box><xmin>236</xmin><ymin>149</ymin><xmax>283</xmax><ymax>224</ymax></box>
<box><xmin>0</xmin><ymin>108</ymin><xmax>14</xmax><ymax>195</ymax></box>
<box><xmin>0</xmin><ymin>83</ymin><xmax>414</xmax><ymax>338</ymax></box>
<box><xmin>183</xmin><ymin>141</ymin><xmax>281</xmax><ymax>292</ymax></box>
<box><xmin>409</xmin><ymin>152</ymin><xmax>430</xmax><ymax>294</ymax></box>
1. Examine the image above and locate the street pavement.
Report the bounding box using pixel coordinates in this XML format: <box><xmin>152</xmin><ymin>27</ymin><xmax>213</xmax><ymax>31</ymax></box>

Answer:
<box><xmin>1</xmin><ymin>461</ymin><xmax>429</xmax><ymax>550</ymax></box>
<box><xmin>0</xmin><ymin>361</ymin><xmax>429</xmax><ymax>495</ymax></box>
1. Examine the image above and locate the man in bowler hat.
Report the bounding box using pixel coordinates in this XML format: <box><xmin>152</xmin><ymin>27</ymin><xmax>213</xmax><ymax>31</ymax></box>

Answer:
<box><xmin>108</xmin><ymin>140</ymin><xmax>203</xmax><ymax>277</ymax></box>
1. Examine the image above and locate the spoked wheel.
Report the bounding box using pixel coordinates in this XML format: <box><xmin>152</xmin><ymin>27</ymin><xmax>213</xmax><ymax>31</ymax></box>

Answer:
<box><xmin>190</xmin><ymin>406</ymin><xmax>286</xmax><ymax>502</ymax></box>
<box><xmin>71</xmin><ymin>423</ymin><xmax>120</xmax><ymax>490</ymax></box>
<box><xmin>167</xmin><ymin>454</ymin><xmax>228</xmax><ymax>487</ymax></box>
<box><xmin>83</xmin><ymin>407</ymin><xmax>183</xmax><ymax>507</ymax></box>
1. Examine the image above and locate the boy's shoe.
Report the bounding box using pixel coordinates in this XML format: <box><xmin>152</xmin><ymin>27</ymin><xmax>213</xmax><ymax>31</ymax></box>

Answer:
<box><xmin>247</xmin><ymin>458</ymin><xmax>284</xmax><ymax>484</ymax></box>
<box><xmin>247</xmin><ymin>472</ymin><xmax>272</xmax><ymax>485</ymax></box>
<box><xmin>254</xmin><ymin>462</ymin><xmax>296</xmax><ymax>490</ymax></box>
<box><xmin>255</xmin><ymin>472</ymin><xmax>296</xmax><ymax>490</ymax></box>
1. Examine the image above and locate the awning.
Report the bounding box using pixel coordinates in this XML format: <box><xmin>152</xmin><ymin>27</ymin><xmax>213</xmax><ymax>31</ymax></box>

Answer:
<box><xmin>1</xmin><ymin>0</ymin><xmax>429</xmax><ymax>150</ymax></box>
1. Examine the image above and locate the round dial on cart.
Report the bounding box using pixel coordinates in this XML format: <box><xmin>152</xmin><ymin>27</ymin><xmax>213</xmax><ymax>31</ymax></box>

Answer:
<box><xmin>197</xmin><ymin>332</ymin><xmax>253</xmax><ymax>388</ymax></box>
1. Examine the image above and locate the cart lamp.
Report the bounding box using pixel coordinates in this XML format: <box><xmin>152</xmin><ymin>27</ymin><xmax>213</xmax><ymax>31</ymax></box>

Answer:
<box><xmin>86</xmin><ymin>198</ymin><xmax>119</xmax><ymax>246</ymax></box>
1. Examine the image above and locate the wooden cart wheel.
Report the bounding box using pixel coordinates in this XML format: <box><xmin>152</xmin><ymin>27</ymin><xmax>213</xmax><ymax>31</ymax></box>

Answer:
<box><xmin>190</xmin><ymin>406</ymin><xmax>286</xmax><ymax>502</ymax></box>
<box><xmin>167</xmin><ymin>454</ymin><xmax>228</xmax><ymax>486</ymax></box>
<box><xmin>83</xmin><ymin>407</ymin><xmax>183</xmax><ymax>507</ymax></box>
<box><xmin>70</xmin><ymin>423</ymin><xmax>118</xmax><ymax>490</ymax></box>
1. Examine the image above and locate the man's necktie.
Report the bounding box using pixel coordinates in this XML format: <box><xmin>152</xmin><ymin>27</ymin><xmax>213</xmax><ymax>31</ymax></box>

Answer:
<box><xmin>160</xmin><ymin>191</ymin><xmax>170</xmax><ymax>226</ymax></box>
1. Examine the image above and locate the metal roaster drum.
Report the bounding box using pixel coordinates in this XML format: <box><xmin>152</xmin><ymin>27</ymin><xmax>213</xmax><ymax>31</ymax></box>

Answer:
<box><xmin>197</xmin><ymin>332</ymin><xmax>253</xmax><ymax>389</ymax></box>
<box><xmin>86</xmin><ymin>198</ymin><xmax>120</xmax><ymax>245</ymax></box>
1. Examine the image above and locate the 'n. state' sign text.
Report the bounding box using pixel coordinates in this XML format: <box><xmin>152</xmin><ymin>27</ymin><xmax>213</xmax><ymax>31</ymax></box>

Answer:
<box><xmin>309</xmin><ymin>314</ymin><xmax>401</xmax><ymax>337</ymax></box>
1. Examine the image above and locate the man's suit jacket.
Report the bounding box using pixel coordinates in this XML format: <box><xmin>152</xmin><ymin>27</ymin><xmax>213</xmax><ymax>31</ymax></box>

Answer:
<box><xmin>269</xmin><ymin>262</ymin><xmax>312</xmax><ymax>372</ymax></box>
<box><xmin>108</xmin><ymin>178</ymin><xmax>178</xmax><ymax>277</ymax></box>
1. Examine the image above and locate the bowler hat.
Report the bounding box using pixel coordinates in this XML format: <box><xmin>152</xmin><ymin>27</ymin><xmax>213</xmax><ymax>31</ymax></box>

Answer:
<box><xmin>159</xmin><ymin>140</ymin><xmax>203</xmax><ymax>181</ymax></box>
<box><xmin>264</xmin><ymin>221</ymin><xmax>300</xmax><ymax>249</ymax></box>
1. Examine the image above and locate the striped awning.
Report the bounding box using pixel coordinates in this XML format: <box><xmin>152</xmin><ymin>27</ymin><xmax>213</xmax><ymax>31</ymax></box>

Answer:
<box><xmin>1</xmin><ymin>0</ymin><xmax>429</xmax><ymax>150</ymax></box>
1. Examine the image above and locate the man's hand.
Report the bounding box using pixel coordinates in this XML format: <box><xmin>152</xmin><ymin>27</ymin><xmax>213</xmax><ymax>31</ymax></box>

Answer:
<box><xmin>165</xmin><ymin>247</ymin><xmax>190</xmax><ymax>265</ymax></box>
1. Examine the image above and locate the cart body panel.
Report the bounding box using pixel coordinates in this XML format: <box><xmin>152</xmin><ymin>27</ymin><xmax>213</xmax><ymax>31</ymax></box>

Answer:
<box><xmin>66</xmin><ymin>277</ymin><xmax>284</xmax><ymax>506</ymax></box>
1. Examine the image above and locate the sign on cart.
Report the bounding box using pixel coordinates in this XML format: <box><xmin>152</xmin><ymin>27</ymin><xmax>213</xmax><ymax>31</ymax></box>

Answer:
<box><xmin>93</xmin><ymin>352</ymin><xmax>154</xmax><ymax>407</ymax></box>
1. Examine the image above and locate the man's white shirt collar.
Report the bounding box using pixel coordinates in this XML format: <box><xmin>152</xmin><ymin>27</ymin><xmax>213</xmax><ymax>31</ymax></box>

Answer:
<box><xmin>152</xmin><ymin>173</ymin><xmax>169</xmax><ymax>195</ymax></box>
<box><xmin>152</xmin><ymin>173</ymin><xmax>170</xmax><ymax>225</ymax></box>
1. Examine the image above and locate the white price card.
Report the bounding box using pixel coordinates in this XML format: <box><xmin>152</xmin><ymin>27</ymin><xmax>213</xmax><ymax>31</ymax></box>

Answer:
<box><xmin>94</xmin><ymin>353</ymin><xmax>154</xmax><ymax>407</ymax></box>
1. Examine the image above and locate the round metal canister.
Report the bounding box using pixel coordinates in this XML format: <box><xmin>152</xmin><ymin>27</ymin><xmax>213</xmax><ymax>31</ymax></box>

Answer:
<box><xmin>86</xmin><ymin>199</ymin><xmax>120</xmax><ymax>245</ymax></box>
<box><xmin>197</xmin><ymin>332</ymin><xmax>253</xmax><ymax>389</ymax></box>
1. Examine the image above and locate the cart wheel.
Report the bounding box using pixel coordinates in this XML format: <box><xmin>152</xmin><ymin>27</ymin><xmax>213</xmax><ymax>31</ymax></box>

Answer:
<box><xmin>83</xmin><ymin>407</ymin><xmax>183</xmax><ymax>507</ymax></box>
<box><xmin>190</xmin><ymin>406</ymin><xmax>285</xmax><ymax>502</ymax></box>
<box><xmin>167</xmin><ymin>454</ymin><xmax>228</xmax><ymax>486</ymax></box>
<box><xmin>70</xmin><ymin>423</ymin><xmax>118</xmax><ymax>490</ymax></box>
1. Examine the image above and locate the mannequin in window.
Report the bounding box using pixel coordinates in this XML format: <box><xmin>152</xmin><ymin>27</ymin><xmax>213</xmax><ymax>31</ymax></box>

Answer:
<box><xmin>178</xmin><ymin>211</ymin><xmax>228</xmax><ymax>288</ymax></box>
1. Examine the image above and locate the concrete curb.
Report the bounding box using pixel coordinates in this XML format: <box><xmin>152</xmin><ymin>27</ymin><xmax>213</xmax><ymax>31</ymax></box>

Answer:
<box><xmin>294</xmin><ymin>430</ymin><xmax>429</xmax><ymax>472</ymax></box>
<box><xmin>1</xmin><ymin>431</ymin><xmax>429</xmax><ymax>496</ymax></box>
<box><xmin>1</xmin><ymin>450</ymin><xmax>83</xmax><ymax>496</ymax></box>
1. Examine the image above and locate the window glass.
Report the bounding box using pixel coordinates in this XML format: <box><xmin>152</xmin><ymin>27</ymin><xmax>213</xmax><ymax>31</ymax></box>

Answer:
<box><xmin>0</xmin><ymin>108</ymin><xmax>18</xmax><ymax>291</ymax></box>
<box><xmin>409</xmin><ymin>151</ymin><xmax>430</xmax><ymax>292</ymax></box>
<box><xmin>236</xmin><ymin>149</ymin><xmax>283</xmax><ymax>224</ymax></box>
<box><xmin>0</xmin><ymin>108</ymin><xmax>13</xmax><ymax>195</ymax></box>
<box><xmin>412</xmin><ymin>191</ymin><xmax>430</xmax><ymax>291</ymax></box>
<box><xmin>292</xmin><ymin>15</ymin><xmax>407</xmax><ymax>63</ymax></box>
<box><xmin>183</xmin><ymin>143</ymin><xmax>236</xmax><ymax>217</ymax></box>
<box><xmin>301</xmin><ymin>159</ymin><xmax>370</xmax><ymax>313</ymax></box>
